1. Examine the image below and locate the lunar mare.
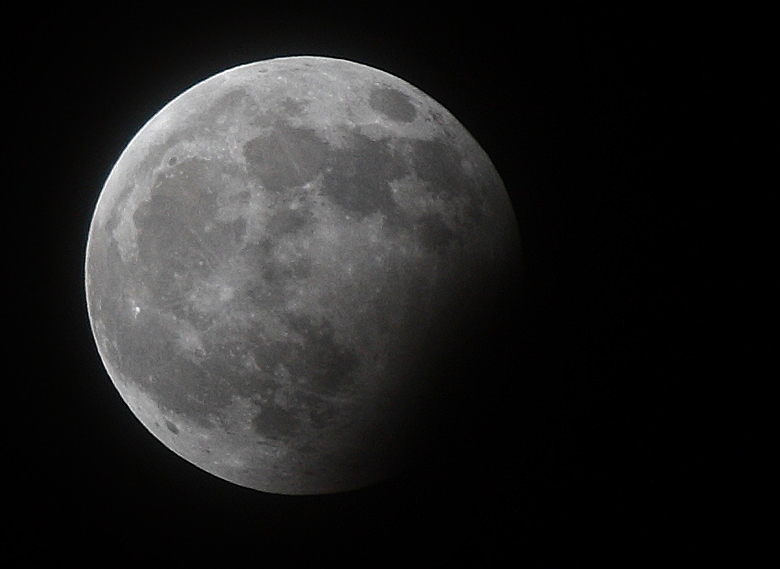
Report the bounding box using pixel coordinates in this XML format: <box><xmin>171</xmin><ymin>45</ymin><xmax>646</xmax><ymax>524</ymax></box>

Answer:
<box><xmin>86</xmin><ymin>56</ymin><xmax>520</xmax><ymax>494</ymax></box>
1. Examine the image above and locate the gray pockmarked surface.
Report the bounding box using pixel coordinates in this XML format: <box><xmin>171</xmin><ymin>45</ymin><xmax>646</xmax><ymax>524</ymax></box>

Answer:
<box><xmin>86</xmin><ymin>56</ymin><xmax>520</xmax><ymax>494</ymax></box>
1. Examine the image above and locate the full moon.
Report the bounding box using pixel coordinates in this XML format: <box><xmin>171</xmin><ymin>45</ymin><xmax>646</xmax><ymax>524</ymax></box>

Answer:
<box><xmin>85</xmin><ymin>56</ymin><xmax>520</xmax><ymax>494</ymax></box>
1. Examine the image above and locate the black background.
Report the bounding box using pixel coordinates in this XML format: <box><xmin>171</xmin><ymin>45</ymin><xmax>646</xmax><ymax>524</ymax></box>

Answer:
<box><xmin>11</xmin><ymin>2</ymin><xmax>731</xmax><ymax>565</ymax></box>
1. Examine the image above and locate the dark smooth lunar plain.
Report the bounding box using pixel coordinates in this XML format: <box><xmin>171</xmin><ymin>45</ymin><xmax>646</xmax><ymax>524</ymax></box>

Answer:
<box><xmin>85</xmin><ymin>56</ymin><xmax>521</xmax><ymax>494</ymax></box>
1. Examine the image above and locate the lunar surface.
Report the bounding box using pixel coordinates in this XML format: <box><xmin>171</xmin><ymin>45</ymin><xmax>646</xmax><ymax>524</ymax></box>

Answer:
<box><xmin>85</xmin><ymin>56</ymin><xmax>520</xmax><ymax>494</ymax></box>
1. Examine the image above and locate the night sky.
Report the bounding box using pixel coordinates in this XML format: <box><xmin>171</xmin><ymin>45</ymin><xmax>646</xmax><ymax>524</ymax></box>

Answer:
<box><xmin>11</xmin><ymin>4</ymin><xmax>729</xmax><ymax>565</ymax></box>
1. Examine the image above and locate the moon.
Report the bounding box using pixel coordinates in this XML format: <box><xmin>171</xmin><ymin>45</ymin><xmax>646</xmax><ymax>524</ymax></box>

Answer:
<box><xmin>85</xmin><ymin>56</ymin><xmax>521</xmax><ymax>494</ymax></box>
